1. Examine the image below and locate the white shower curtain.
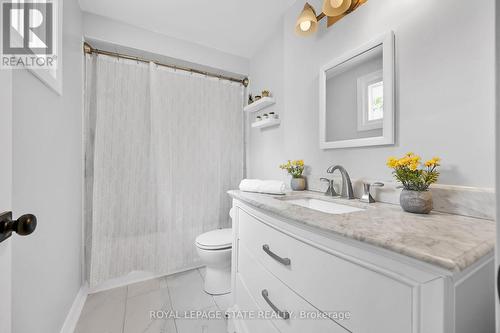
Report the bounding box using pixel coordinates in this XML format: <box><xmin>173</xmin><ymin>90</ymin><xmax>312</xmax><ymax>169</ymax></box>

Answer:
<box><xmin>84</xmin><ymin>54</ymin><xmax>244</xmax><ymax>287</ymax></box>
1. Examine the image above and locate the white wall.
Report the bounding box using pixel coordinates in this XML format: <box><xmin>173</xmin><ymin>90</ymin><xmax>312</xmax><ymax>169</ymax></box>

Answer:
<box><xmin>246</xmin><ymin>23</ymin><xmax>286</xmax><ymax>180</ymax></box>
<box><xmin>83</xmin><ymin>12</ymin><xmax>249</xmax><ymax>77</ymax></box>
<box><xmin>248</xmin><ymin>0</ymin><xmax>495</xmax><ymax>188</ymax></box>
<box><xmin>11</xmin><ymin>0</ymin><xmax>84</xmax><ymax>332</ymax></box>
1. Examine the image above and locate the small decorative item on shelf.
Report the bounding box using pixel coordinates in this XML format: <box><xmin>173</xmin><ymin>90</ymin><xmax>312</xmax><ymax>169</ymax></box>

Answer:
<box><xmin>262</xmin><ymin>90</ymin><xmax>271</xmax><ymax>97</ymax></box>
<box><xmin>269</xmin><ymin>112</ymin><xmax>278</xmax><ymax>119</ymax></box>
<box><xmin>262</xmin><ymin>113</ymin><xmax>269</xmax><ymax>119</ymax></box>
<box><xmin>256</xmin><ymin>116</ymin><xmax>262</xmax><ymax>122</ymax></box>
<box><xmin>254</xmin><ymin>95</ymin><xmax>261</xmax><ymax>101</ymax></box>
<box><xmin>280</xmin><ymin>160</ymin><xmax>306</xmax><ymax>191</ymax></box>
<box><xmin>248</xmin><ymin>93</ymin><xmax>254</xmax><ymax>105</ymax></box>
<box><xmin>387</xmin><ymin>153</ymin><xmax>441</xmax><ymax>214</ymax></box>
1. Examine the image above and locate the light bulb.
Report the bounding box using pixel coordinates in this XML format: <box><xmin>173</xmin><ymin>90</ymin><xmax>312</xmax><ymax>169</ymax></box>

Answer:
<box><xmin>299</xmin><ymin>20</ymin><xmax>312</xmax><ymax>32</ymax></box>
<box><xmin>330</xmin><ymin>0</ymin><xmax>343</xmax><ymax>8</ymax></box>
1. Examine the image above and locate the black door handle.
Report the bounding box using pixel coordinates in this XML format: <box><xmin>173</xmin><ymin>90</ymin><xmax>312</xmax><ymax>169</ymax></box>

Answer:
<box><xmin>0</xmin><ymin>211</ymin><xmax>37</xmax><ymax>243</ymax></box>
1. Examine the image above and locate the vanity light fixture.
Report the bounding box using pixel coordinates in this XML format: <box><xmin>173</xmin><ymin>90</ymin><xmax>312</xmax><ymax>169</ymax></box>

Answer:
<box><xmin>295</xmin><ymin>0</ymin><xmax>367</xmax><ymax>36</ymax></box>
<box><xmin>322</xmin><ymin>0</ymin><xmax>352</xmax><ymax>17</ymax></box>
<box><xmin>295</xmin><ymin>3</ymin><xmax>319</xmax><ymax>36</ymax></box>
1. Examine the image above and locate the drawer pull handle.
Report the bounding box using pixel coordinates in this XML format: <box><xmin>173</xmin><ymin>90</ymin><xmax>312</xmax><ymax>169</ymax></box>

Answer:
<box><xmin>261</xmin><ymin>289</ymin><xmax>290</xmax><ymax>320</ymax></box>
<box><xmin>262</xmin><ymin>244</ymin><xmax>291</xmax><ymax>266</ymax></box>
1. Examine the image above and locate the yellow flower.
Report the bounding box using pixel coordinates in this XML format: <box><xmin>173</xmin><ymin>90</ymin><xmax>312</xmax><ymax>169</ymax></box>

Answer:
<box><xmin>388</xmin><ymin>153</ymin><xmax>440</xmax><ymax>170</ymax></box>
<box><xmin>294</xmin><ymin>160</ymin><xmax>304</xmax><ymax>167</ymax></box>
<box><xmin>397</xmin><ymin>157</ymin><xmax>410</xmax><ymax>167</ymax></box>
<box><xmin>386</xmin><ymin>157</ymin><xmax>398</xmax><ymax>168</ymax></box>
<box><xmin>431</xmin><ymin>157</ymin><xmax>441</xmax><ymax>165</ymax></box>
<box><xmin>424</xmin><ymin>156</ymin><xmax>441</xmax><ymax>168</ymax></box>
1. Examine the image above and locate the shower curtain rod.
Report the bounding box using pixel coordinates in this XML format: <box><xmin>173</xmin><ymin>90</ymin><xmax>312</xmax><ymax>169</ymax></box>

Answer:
<box><xmin>83</xmin><ymin>42</ymin><xmax>249</xmax><ymax>87</ymax></box>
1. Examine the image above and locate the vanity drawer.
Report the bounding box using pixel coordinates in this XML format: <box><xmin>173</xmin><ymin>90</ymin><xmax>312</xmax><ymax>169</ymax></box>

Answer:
<box><xmin>238</xmin><ymin>243</ymin><xmax>347</xmax><ymax>333</ymax></box>
<box><xmin>238</xmin><ymin>208</ymin><xmax>414</xmax><ymax>333</ymax></box>
<box><xmin>234</xmin><ymin>274</ymin><xmax>280</xmax><ymax>333</ymax></box>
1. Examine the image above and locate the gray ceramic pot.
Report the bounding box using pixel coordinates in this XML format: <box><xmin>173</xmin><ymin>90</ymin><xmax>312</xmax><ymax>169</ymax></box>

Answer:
<box><xmin>400</xmin><ymin>189</ymin><xmax>433</xmax><ymax>214</ymax></box>
<box><xmin>290</xmin><ymin>177</ymin><xmax>306</xmax><ymax>191</ymax></box>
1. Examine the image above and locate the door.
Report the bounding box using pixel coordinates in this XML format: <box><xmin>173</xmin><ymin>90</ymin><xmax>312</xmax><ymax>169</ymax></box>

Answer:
<box><xmin>0</xmin><ymin>64</ymin><xmax>37</xmax><ymax>333</ymax></box>
<box><xmin>0</xmin><ymin>68</ymin><xmax>13</xmax><ymax>333</ymax></box>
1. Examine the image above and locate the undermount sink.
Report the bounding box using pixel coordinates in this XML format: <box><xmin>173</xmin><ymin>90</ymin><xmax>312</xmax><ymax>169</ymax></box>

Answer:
<box><xmin>285</xmin><ymin>197</ymin><xmax>365</xmax><ymax>215</ymax></box>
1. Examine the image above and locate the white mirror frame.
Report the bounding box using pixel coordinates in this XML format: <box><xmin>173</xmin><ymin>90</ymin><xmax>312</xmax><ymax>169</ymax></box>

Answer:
<box><xmin>319</xmin><ymin>31</ymin><xmax>395</xmax><ymax>149</ymax></box>
<box><xmin>30</xmin><ymin>0</ymin><xmax>63</xmax><ymax>95</ymax></box>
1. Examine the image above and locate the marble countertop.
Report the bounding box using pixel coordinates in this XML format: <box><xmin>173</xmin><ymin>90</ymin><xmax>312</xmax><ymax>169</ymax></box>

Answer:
<box><xmin>228</xmin><ymin>190</ymin><xmax>495</xmax><ymax>272</ymax></box>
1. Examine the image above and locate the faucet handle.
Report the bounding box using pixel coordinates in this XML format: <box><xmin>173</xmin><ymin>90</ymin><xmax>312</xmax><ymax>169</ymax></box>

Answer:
<box><xmin>320</xmin><ymin>178</ymin><xmax>338</xmax><ymax>197</ymax></box>
<box><xmin>360</xmin><ymin>182</ymin><xmax>384</xmax><ymax>203</ymax></box>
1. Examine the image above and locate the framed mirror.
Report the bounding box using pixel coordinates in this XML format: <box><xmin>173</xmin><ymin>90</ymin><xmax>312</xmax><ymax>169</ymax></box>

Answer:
<box><xmin>319</xmin><ymin>32</ymin><xmax>395</xmax><ymax>149</ymax></box>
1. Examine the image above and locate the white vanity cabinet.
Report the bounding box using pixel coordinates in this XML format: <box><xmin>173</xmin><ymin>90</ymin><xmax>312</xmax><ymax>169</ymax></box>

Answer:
<box><xmin>227</xmin><ymin>199</ymin><xmax>494</xmax><ymax>333</ymax></box>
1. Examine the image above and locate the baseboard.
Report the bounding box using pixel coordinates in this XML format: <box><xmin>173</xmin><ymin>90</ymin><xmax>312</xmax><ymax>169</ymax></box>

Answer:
<box><xmin>60</xmin><ymin>284</ymin><xmax>88</xmax><ymax>333</ymax></box>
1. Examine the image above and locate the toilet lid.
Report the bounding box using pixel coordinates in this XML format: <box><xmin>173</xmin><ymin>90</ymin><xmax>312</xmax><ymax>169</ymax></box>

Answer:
<box><xmin>196</xmin><ymin>228</ymin><xmax>232</xmax><ymax>250</ymax></box>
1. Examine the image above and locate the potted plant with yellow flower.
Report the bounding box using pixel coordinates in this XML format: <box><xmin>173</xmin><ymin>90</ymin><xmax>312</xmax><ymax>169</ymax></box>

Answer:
<box><xmin>386</xmin><ymin>153</ymin><xmax>441</xmax><ymax>214</ymax></box>
<box><xmin>279</xmin><ymin>160</ymin><xmax>306</xmax><ymax>191</ymax></box>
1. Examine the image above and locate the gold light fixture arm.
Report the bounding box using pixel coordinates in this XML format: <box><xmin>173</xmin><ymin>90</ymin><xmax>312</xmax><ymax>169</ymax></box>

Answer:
<box><xmin>296</xmin><ymin>0</ymin><xmax>367</xmax><ymax>35</ymax></box>
<box><xmin>316</xmin><ymin>12</ymin><xmax>326</xmax><ymax>21</ymax></box>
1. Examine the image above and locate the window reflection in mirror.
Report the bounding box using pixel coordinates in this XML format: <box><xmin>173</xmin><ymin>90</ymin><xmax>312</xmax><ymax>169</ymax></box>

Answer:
<box><xmin>325</xmin><ymin>44</ymin><xmax>383</xmax><ymax>142</ymax></box>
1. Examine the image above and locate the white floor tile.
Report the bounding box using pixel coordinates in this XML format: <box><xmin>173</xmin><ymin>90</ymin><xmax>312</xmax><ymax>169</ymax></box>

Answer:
<box><xmin>213</xmin><ymin>293</ymin><xmax>233</xmax><ymax>312</ymax></box>
<box><xmin>123</xmin><ymin>288</ymin><xmax>176</xmax><ymax>333</ymax></box>
<box><xmin>140</xmin><ymin>319</ymin><xmax>178</xmax><ymax>333</ymax></box>
<box><xmin>81</xmin><ymin>286</ymin><xmax>127</xmax><ymax>317</ymax></box>
<box><xmin>175</xmin><ymin>306</ymin><xmax>227</xmax><ymax>333</ymax></box>
<box><xmin>167</xmin><ymin>270</ymin><xmax>216</xmax><ymax>312</ymax></box>
<box><xmin>128</xmin><ymin>278</ymin><xmax>162</xmax><ymax>298</ymax></box>
<box><xmin>75</xmin><ymin>287</ymin><xmax>127</xmax><ymax>333</ymax></box>
<box><xmin>75</xmin><ymin>269</ymin><xmax>232</xmax><ymax>333</ymax></box>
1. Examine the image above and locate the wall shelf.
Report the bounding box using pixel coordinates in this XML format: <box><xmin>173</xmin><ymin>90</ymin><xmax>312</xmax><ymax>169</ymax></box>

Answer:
<box><xmin>251</xmin><ymin>118</ymin><xmax>281</xmax><ymax>129</ymax></box>
<box><xmin>244</xmin><ymin>97</ymin><xmax>275</xmax><ymax>113</ymax></box>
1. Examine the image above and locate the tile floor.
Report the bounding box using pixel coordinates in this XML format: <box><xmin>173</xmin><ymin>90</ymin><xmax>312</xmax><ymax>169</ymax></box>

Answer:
<box><xmin>75</xmin><ymin>268</ymin><xmax>232</xmax><ymax>333</ymax></box>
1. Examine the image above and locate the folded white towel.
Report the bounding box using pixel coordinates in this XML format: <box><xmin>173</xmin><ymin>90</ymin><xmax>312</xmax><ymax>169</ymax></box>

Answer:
<box><xmin>239</xmin><ymin>179</ymin><xmax>286</xmax><ymax>195</ymax></box>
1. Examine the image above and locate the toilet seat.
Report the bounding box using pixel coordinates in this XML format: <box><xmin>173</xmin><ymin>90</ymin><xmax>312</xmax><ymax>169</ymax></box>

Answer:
<box><xmin>195</xmin><ymin>228</ymin><xmax>232</xmax><ymax>250</ymax></box>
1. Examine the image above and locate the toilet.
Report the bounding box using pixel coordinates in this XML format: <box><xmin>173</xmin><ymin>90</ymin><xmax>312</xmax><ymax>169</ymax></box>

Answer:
<box><xmin>195</xmin><ymin>228</ymin><xmax>232</xmax><ymax>295</ymax></box>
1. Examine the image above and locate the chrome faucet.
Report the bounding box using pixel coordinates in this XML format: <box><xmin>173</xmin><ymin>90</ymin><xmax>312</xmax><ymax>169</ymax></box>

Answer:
<box><xmin>360</xmin><ymin>182</ymin><xmax>384</xmax><ymax>203</ymax></box>
<box><xmin>320</xmin><ymin>178</ymin><xmax>337</xmax><ymax>196</ymax></box>
<box><xmin>325</xmin><ymin>165</ymin><xmax>355</xmax><ymax>199</ymax></box>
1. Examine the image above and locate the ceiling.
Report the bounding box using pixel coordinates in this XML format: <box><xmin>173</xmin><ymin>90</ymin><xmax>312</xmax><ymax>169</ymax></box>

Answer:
<box><xmin>79</xmin><ymin>0</ymin><xmax>297</xmax><ymax>58</ymax></box>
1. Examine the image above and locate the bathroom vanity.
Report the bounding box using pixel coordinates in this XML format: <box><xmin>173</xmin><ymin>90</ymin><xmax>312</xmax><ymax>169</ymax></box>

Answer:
<box><xmin>226</xmin><ymin>190</ymin><xmax>495</xmax><ymax>333</ymax></box>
